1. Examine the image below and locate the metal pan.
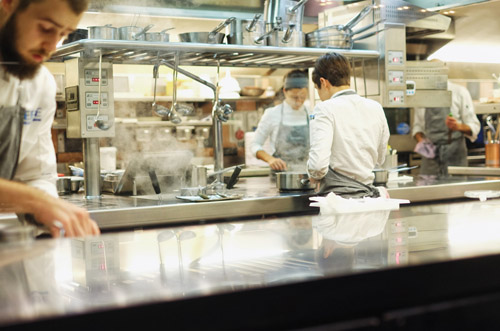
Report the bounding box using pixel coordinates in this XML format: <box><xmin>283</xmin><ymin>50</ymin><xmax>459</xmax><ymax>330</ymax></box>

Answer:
<box><xmin>179</xmin><ymin>17</ymin><xmax>236</xmax><ymax>44</ymax></box>
<box><xmin>276</xmin><ymin>172</ymin><xmax>315</xmax><ymax>191</ymax></box>
<box><xmin>305</xmin><ymin>5</ymin><xmax>373</xmax><ymax>48</ymax></box>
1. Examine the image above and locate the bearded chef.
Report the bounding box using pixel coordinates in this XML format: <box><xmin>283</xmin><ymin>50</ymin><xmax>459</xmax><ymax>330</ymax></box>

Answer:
<box><xmin>307</xmin><ymin>52</ymin><xmax>390</xmax><ymax>198</ymax></box>
<box><xmin>0</xmin><ymin>0</ymin><xmax>99</xmax><ymax>237</ymax></box>
<box><xmin>251</xmin><ymin>69</ymin><xmax>311</xmax><ymax>172</ymax></box>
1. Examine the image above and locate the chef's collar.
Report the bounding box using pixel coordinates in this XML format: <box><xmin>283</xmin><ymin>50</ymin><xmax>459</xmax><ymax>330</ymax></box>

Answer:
<box><xmin>331</xmin><ymin>88</ymin><xmax>356</xmax><ymax>99</ymax></box>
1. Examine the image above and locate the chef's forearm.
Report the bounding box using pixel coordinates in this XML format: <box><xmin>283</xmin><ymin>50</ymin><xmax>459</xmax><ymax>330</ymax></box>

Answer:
<box><xmin>0</xmin><ymin>179</ymin><xmax>48</xmax><ymax>214</ymax></box>
<box><xmin>457</xmin><ymin>123</ymin><xmax>472</xmax><ymax>136</ymax></box>
<box><xmin>256</xmin><ymin>150</ymin><xmax>274</xmax><ymax>163</ymax></box>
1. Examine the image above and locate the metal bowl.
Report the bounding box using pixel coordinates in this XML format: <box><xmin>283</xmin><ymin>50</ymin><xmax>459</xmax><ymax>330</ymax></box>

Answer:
<box><xmin>178</xmin><ymin>32</ymin><xmax>225</xmax><ymax>44</ymax></box>
<box><xmin>241</xmin><ymin>86</ymin><xmax>265</xmax><ymax>97</ymax></box>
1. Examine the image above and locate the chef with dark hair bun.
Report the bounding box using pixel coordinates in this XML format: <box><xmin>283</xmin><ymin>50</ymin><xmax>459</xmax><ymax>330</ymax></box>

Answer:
<box><xmin>251</xmin><ymin>69</ymin><xmax>311</xmax><ymax>172</ymax></box>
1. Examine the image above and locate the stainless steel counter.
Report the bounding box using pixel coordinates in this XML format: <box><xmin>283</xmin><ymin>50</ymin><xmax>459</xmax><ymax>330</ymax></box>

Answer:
<box><xmin>3</xmin><ymin>197</ymin><xmax>500</xmax><ymax>329</ymax></box>
<box><xmin>2</xmin><ymin>175</ymin><xmax>500</xmax><ymax>230</ymax></box>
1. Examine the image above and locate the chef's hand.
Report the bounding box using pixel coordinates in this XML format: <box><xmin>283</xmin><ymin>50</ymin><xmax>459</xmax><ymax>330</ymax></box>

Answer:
<box><xmin>308</xmin><ymin>177</ymin><xmax>321</xmax><ymax>193</ymax></box>
<box><xmin>445</xmin><ymin>116</ymin><xmax>460</xmax><ymax>131</ymax></box>
<box><xmin>322</xmin><ymin>239</ymin><xmax>336</xmax><ymax>258</ymax></box>
<box><xmin>31</xmin><ymin>194</ymin><xmax>100</xmax><ymax>238</ymax></box>
<box><xmin>268</xmin><ymin>157</ymin><xmax>287</xmax><ymax>171</ymax></box>
<box><xmin>445</xmin><ymin>117</ymin><xmax>473</xmax><ymax>135</ymax></box>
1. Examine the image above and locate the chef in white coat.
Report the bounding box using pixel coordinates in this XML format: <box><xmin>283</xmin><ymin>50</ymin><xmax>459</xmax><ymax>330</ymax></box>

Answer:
<box><xmin>413</xmin><ymin>81</ymin><xmax>481</xmax><ymax>176</ymax></box>
<box><xmin>307</xmin><ymin>52</ymin><xmax>390</xmax><ymax>198</ymax></box>
<box><xmin>0</xmin><ymin>0</ymin><xmax>99</xmax><ymax>237</ymax></box>
<box><xmin>251</xmin><ymin>69</ymin><xmax>311</xmax><ymax>171</ymax></box>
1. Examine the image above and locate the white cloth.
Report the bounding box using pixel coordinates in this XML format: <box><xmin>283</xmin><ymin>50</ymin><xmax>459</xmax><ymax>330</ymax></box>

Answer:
<box><xmin>0</xmin><ymin>66</ymin><xmax>58</xmax><ymax>196</ymax></box>
<box><xmin>412</xmin><ymin>81</ymin><xmax>481</xmax><ymax>142</ymax></box>
<box><xmin>307</xmin><ymin>90</ymin><xmax>390</xmax><ymax>184</ymax></box>
<box><xmin>250</xmin><ymin>101</ymin><xmax>311</xmax><ymax>157</ymax></box>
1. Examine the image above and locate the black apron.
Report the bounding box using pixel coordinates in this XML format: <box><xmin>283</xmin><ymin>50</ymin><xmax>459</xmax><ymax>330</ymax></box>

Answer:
<box><xmin>420</xmin><ymin>107</ymin><xmax>467</xmax><ymax>176</ymax></box>
<box><xmin>316</xmin><ymin>90</ymin><xmax>380</xmax><ymax>199</ymax></box>
<box><xmin>272</xmin><ymin>103</ymin><xmax>310</xmax><ymax>171</ymax></box>
<box><xmin>0</xmin><ymin>96</ymin><xmax>24</xmax><ymax>180</ymax></box>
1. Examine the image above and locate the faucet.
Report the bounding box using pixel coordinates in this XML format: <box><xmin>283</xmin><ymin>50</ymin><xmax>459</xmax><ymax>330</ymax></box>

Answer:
<box><xmin>157</xmin><ymin>60</ymin><xmax>233</xmax><ymax>182</ymax></box>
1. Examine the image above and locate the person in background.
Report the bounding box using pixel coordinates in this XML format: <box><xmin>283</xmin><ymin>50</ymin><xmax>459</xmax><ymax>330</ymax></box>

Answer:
<box><xmin>412</xmin><ymin>80</ymin><xmax>481</xmax><ymax>176</ymax></box>
<box><xmin>307</xmin><ymin>52</ymin><xmax>390</xmax><ymax>198</ymax></box>
<box><xmin>251</xmin><ymin>69</ymin><xmax>311</xmax><ymax>172</ymax></box>
<box><xmin>0</xmin><ymin>0</ymin><xmax>100</xmax><ymax>237</ymax></box>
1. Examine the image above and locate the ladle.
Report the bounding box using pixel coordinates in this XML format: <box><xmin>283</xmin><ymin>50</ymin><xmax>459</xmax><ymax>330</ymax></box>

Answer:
<box><xmin>151</xmin><ymin>55</ymin><xmax>181</xmax><ymax>124</ymax></box>
<box><xmin>93</xmin><ymin>50</ymin><xmax>111</xmax><ymax>130</ymax></box>
<box><xmin>486</xmin><ymin>115</ymin><xmax>496</xmax><ymax>137</ymax></box>
<box><xmin>169</xmin><ymin>52</ymin><xmax>182</xmax><ymax>124</ymax></box>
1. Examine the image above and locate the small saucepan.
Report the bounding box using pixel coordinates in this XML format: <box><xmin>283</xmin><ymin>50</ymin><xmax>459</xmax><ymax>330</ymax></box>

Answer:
<box><xmin>372</xmin><ymin>169</ymin><xmax>388</xmax><ymax>186</ymax></box>
<box><xmin>179</xmin><ymin>17</ymin><xmax>236</xmax><ymax>44</ymax></box>
<box><xmin>276</xmin><ymin>172</ymin><xmax>316</xmax><ymax>191</ymax></box>
<box><xmin>119</xmin><ymin>24</ymin><xmax>154</xmax><ymax>41</ymax></box>
<box><xmin>145</xmin><ymin>28</ymin><xmax>174</xmax><ymax>42</ymax></box>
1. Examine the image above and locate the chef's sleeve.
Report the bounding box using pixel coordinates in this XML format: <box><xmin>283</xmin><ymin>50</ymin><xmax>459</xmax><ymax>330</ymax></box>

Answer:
<box><xmin>307</xmin><ymin>104</ymin><xmax>333</xmax><ymax>180</ymax></box>
<box><xmin>251</xmin><ymin>108</ymin><xmax>273</xmax><ymax>157</ymax></box>
<box><xmin>412</xmin><ymin>107</ymin><xmax>426</xmax><ymax>137</ymax></box>
<box><xmin>377</xmin><ymin>114</ymin><xmax>391</xmax><ymax>166</ymax></box>
<box><xmin>14</xmin><ymin>78</ymin><xmax>58</xmax><ymax>197</ymax></box>
<box><xmin>458</xmin><ymin>87</ymin><xmax>480</xmax><ymax>142</ymax></box>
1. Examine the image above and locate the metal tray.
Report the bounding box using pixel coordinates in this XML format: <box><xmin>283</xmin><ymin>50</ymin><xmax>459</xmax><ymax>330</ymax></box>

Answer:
<box><xmin>176</xmin><ymin>194</ymin><xmax>243</xmax><ymax>202</ymax></box>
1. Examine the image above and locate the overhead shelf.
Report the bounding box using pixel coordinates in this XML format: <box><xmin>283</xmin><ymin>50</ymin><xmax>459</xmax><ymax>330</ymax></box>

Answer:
<box><xmin>51</xmin><ymin>40</ymin><xmax>380</xmax><ymax>68</ymax></box>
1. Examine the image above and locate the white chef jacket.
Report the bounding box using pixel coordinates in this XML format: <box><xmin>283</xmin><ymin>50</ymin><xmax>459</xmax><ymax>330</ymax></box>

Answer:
<box><xmin>251</xmin><ymin>100</ymin><xmax>311</xmax><ymax>157</ymax></box>
<box><xmin>0</xmin><ymin>66</ymin><xmax>58</xmax><ymax>196</ymax></box>
<box><xmin>307</xmin><ymin>90</ymin><xmax>390</xmax><ymax>184</ymax></box>
<box><xmin>412</xmin><ymin>81</ymin><xmax>481</xmax><ymax>142</ymax></box>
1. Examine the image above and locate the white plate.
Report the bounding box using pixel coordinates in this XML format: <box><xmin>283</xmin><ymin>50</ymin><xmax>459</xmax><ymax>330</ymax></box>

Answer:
<box><xmin>464</xmin><ymin>190</ymin><xmax>500</xmax><ymax>201</ymax></box>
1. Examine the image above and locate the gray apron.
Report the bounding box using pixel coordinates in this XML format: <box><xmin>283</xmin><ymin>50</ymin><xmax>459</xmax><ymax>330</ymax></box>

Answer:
<box><xmin>0</xmin><ymin>93</ymin><xmax>40</xmax><ymax>229</ymax></box>
<box><xmin>0</xmin><ymin>97</ymin><xmax>24</xmax><ymax>180</ymax></box>
<box><xmin>272</xmin><ymin>103</ymin><xmax>310</xmax><ymax>169</ymax></box>
<box><xmin>317</xmin><ymin>90</ymin><xmax>380</xmax><ymax>199</ymax></box>
<box><xmin>421</xmin><ymin>107</ymin><xmax>467</xmax><ymax>176</ymax></box>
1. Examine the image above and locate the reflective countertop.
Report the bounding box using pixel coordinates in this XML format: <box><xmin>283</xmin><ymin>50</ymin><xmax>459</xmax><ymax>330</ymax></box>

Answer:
<box><xmin>3</xmin><ymin>196</ymin><xmax>500</xmax><ymax>328</ymax></box>
<box><xmin>2</xmin><ymin>175</ymin><xmax>500</xmax><ymax>230</ymax></box>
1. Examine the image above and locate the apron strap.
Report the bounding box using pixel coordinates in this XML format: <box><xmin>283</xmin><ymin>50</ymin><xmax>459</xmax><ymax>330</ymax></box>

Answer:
<box><xmin>318</xmin><ymin>167</ymin><xmax>380</xmax><ymax>199</ymax></box>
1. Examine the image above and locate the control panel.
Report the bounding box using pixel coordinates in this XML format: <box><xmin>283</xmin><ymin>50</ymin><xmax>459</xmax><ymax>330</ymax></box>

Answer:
<box><xmin>383</xmin><ymin>25</ymin><xmax>406</xmax><ymax>108</ymax></box>
<box><xmin>65</xmin><ymin>58</ymin><xmax>115</xmax><ymax>138</ymax></box>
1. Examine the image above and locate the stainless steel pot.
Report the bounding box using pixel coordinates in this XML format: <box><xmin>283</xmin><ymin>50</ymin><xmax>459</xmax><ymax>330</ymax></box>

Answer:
<box><xmin>276</xmin><ymin>172</ymin><xmax>315</xmax><ymax>191</ymax></box>
<box><xmin>145</xmin><ymin>28</ymin><xmax>173</xmax><ymax>42</ymax></box>
<box><xmin>227</xmin><ymin>14</ymin><xmax>267</xmax><ymax>46</ymax></box>
<box><xmin>88</xmin><ymin>24</ymin><xmax>118</xmax><ymax>40</ymax></box>
<box><xmin>56</xmin><ymin>177</ymin><xmax>71</xmax><ymax>195</ymax></box>
<box><xmin>372</xmin><ymin>169</ymin><xmax>388</xmax><ymax>186</ymax></box>
<box><xmin>268</xmin><ymin>26</ymin><xmax>305</xmax><ymax>47</ymax></box>
<box><xmin>119</xmin><ymin>24</ymin><xmax>154</xmax><ymax>41</ymax></box>
<box><xmin>179</xmin><ymin>17</ymin><xmax>236</xmax><ymax>44</ymax></box>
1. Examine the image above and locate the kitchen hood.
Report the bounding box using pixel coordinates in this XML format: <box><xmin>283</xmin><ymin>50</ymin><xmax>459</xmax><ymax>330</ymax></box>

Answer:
<box><xmin>426</xmin><ymin>0</ymin><xmax>500</xmax><ymax>63</ymax></box>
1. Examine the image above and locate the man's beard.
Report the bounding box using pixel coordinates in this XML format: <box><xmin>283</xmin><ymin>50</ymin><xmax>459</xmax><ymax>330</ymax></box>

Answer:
<box><xmin>0</xmin><ymin>12</ymin><xmax>42</xmax><ymax>80</ymax></box>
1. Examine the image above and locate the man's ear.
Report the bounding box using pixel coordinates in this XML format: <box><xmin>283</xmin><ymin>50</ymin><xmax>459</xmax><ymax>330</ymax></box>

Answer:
<box><xmin>319</xmin><ymin>77</ymin><xmax>329</xmax><ymax>89</ymax></box>
<box><xmin>2</xmin><ymin>0</ymin><xmax>19</xmax><ymax>15</ymax></box>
